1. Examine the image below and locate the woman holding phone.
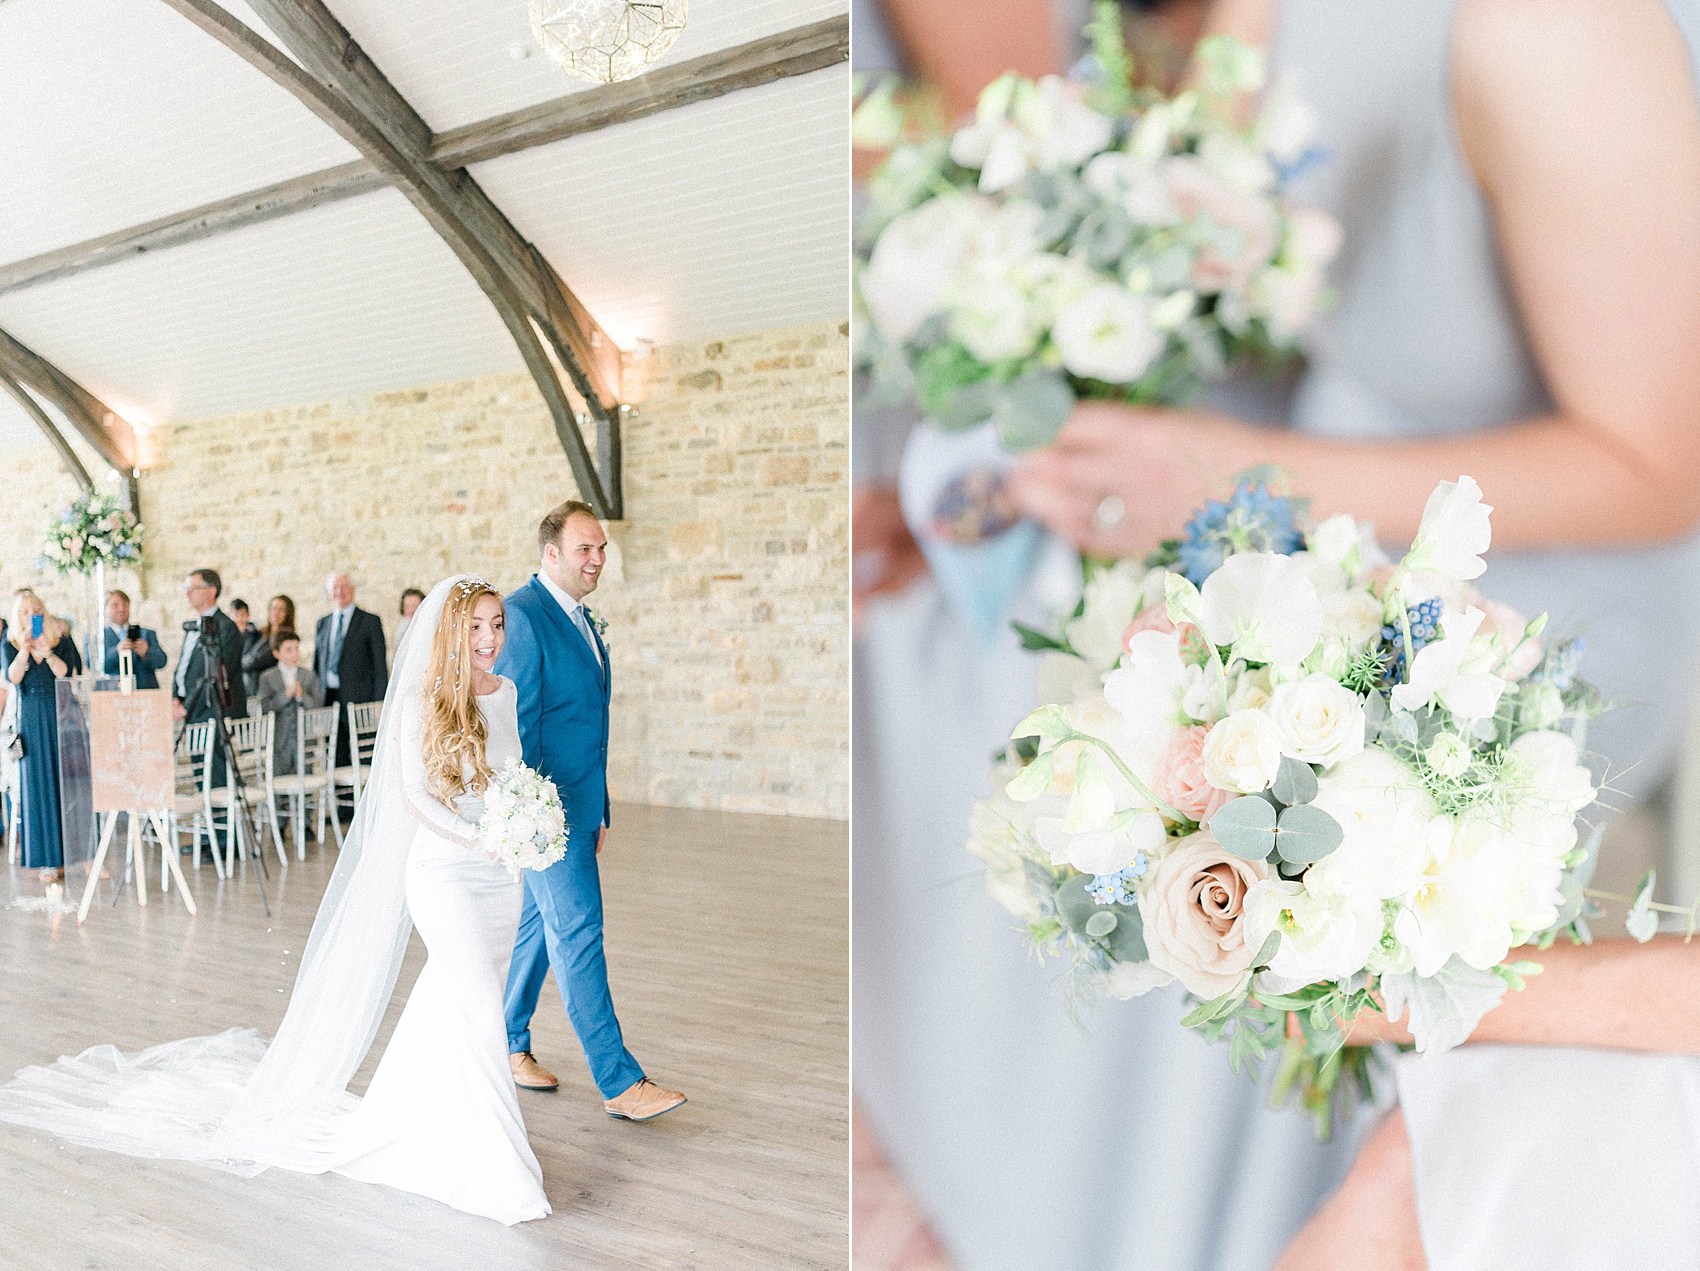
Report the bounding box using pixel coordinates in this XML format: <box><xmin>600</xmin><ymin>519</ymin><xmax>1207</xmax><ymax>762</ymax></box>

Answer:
<box><xmin>4</xmin><ymin>590</ymin><xmax>83</xmax><ymax>883</ymax></box>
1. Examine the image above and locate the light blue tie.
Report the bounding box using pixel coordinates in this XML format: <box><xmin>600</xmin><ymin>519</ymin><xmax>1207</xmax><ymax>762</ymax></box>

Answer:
<box><xmin>570</xmin><ymin>606</ymin><xmax>599</xmax><ymax>661</ymax></box>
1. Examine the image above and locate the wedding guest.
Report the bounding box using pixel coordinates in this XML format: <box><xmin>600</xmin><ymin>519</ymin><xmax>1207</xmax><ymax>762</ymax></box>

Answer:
<box><xmin>257</xmin><ymin>631</ymin><xmax>321</xmax><ymax>775</ymax></box>
<box><xmin>229</xmin><ymin>599</ymin><xmax>267</xmax><ymax>697</ymax></box>
<box><xmin>172</xmin><ymin>568</ymin><xmax>247</xmax><ymax>724</ymax></box>
<box><xmin>314</xmin><ymin>570</ymin><xmax>386</xmax><ymax>767</ymax></box>
<box><xmin>244</xmin><ymin>594</ymin><xmax>296</xmax><ymax>695</ymax></box>
<box><xmin>393</xmin><ymin>587</ymin><xmax>426</xmax><ymax>660</ymax></box>
<box><xmin>4</xmin><ymin>590</ymin><xmax>83</xmax><ymax>884</ymax></box>
<box><xmin>88</xmin><ymin>589</ymin><xmax>167</xmax><ymax>690</ymax></box>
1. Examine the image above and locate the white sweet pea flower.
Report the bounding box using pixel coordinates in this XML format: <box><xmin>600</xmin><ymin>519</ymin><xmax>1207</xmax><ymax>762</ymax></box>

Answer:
<box><xmin>1052</xmin><ymin>284</ymin><xmax>1164</xmax><ymax>383</ymax></box>
<box><xmin>1266</xmin><ymin>672</ymin><xmax>1364</xmax><ymax>768</ymax></box>
<box><xmin>950</xmin><ymin>75</ymin><xmax>1114</xmax><ymax>194</ymax></box>
<box><xmin>1083</xmin><ymin>152</ymin><xmax>1181</xmax><ymax>226</ymax></box>
<box><xmin>1395</xmin><ymin>814</ymin><xmax>1518</xmax><ymax>977</ymax></box>
<box><xmin>1197</xmin><ymin>551</ymin><xmax>1324</xmax><ymax>670</ymax></box>
<box><xmin>1391</xmin><ymin>606</ymin><xmax>1509</xmax><ymax>723</ymax></box>
<box><xmin>1103</xmin><ymin>959</ymin><xmax>1176</xmax><ymax>999</ymax></box>
<box><xmin>1244</xmin><ymin>876</ymin><xmax>1383</xmax><ymax>994</ymax></box>
<box><xmin>1035</xmin><ymin>650</ymin><xmax>1102</xmax><ymax>708</ymax></box>
<box><xmin>1201</xmin><ymin>708</ymin><xmax>1284</xmax><ymax>793</ymax></box>
<box><xmin>1066</xmin><ymin>559</ymin><xmax>1148</xmax><ymax>670</ymax></box>
<box><xmin>860</xmin><ymin>196</ymin><xmax>986</xmax><ymax>342</ymax></box>
<box><xmin>1405</xmin><ymin>476</ymin><xmax>1493</xmax><ymax>582</ymax></box>
<box><xmin>1035</xmin><ymin>807</ymin><xmax>1166</xmax><ymax>876</ymax></box>
<box><xmin>1226</xmin><ymin>663</ymin><xmax>1273</xmax><ymax>713</ymax></box>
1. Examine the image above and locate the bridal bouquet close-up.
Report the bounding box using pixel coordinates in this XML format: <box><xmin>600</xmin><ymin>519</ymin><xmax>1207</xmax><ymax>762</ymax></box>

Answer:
<box><xmin>479</xmin><ymin>759</ymin><xmax>570</xmax><ymax>875</ymax></box>
<box><xmin>854</xmin><ymin>10</ymin><xmax>1340</xmax><ymax>451</ymax></box>
<box><xmin>969</xmin><ymin>474</ymin><xmax>1613</xmax><ymax>1133</ymax></box>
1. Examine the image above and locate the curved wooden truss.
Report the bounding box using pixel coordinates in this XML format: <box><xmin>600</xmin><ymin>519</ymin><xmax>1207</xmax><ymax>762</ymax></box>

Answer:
<box><xmin>0</xmin><ymin>327</ymin><xmax>138</xmax><ymax>511</ymax></box>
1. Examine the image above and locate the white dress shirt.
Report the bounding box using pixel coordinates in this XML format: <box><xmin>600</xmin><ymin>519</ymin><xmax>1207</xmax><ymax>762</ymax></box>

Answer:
<box><xmin>325</xmin><ymin>603</ymin><xmax>354</xmax><ymax>689</ymax></box>
<box><xmin>537</xmin><ymin>571</ymin><xmax>602</xmax><ymax>667</ymax></box>
<box><xmin>174</xmin><ymin>604</ymin><xmax>220</xmax><ymax>696</ymax></box>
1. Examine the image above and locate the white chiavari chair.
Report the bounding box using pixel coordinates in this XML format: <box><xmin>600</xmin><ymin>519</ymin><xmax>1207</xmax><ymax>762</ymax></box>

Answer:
<box><xmin>273</xmin><ymin>705</ymin><xmax>340</xmax><ymax>860</ymax></box>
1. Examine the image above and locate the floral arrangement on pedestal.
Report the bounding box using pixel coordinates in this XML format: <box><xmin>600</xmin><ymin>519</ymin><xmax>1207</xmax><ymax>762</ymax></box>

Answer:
<box><xmin>38</xmin><ymin>490</ymin><xmax>143</xmax><ymax>577</ymax></box>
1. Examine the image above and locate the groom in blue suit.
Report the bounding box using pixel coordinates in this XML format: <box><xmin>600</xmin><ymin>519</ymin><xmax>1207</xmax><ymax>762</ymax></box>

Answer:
<box><xmin>497</xmin><ymin>500</ymin><xmax>686</xmax><ymax>1122</ymax></box>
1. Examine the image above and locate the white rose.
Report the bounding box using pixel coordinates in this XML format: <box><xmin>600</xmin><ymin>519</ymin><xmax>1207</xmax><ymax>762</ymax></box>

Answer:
<box><xmin>1198</xmin><ymin>552</ymin><xmax>1324</xmax><ymax>670</ymax></box>
<box><xmin>1266</xmin><ymin>672</ymin><xmax>1364</xmax><ymax>768</ymax></box>
<box><xmin>1201</xmin><ymin>709</ymin><xmax>1283</xmax><ymax>793</ymax></box>
<box><xmin>860</xmin><ymin>196</ymin><xmax>986</xmax><ymax>342</ymax></box>
<box><xmin>1139</xmin><ymin>831</ymin><xmax>1270</xmax><ymax>998</ymax></box>
<box><xmin>1243</xmin><ymin>876</ymin><xmax>1382</xmax><ymax>994</ymax></box>
<box><xmin>1052</xmin><ymin>284</ymin><xmax>1164</xmax><ymax>384</ymax></box>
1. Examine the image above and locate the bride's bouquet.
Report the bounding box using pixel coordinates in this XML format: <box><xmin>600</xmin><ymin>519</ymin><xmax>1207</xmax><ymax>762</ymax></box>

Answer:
<box><xmin>854</xmin><ymin>10</ymin><xmax>1340</xmax><ymax>449</ymax></box>
<box><xmin>968</xmin><ymin>474</ymin><xmax>1607</xmax><ymax>1133</ymax></box>
<box><xmin>479</xmin><ymin>760</ymin><xmax>569</xmax><ymax>875</ymax></box>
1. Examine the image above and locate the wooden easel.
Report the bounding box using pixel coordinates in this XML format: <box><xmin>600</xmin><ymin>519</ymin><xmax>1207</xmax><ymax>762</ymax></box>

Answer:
<box><xmin>75</xmin><ymin>657</ymin><xmax>193</xmax><ymax>923</ymax></box>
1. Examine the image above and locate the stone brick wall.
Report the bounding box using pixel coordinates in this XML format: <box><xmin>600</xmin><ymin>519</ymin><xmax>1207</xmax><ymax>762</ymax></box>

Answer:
<box><xmin>0</xmin><ymin>320</ymin><xmax>848</xmax><ymax>819</ymax></box>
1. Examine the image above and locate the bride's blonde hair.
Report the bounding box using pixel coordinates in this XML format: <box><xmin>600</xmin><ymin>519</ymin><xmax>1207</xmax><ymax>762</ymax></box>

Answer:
<box><xmin>420</xmin><ymin>578</ymin><xmax>501</xmax><ymax>807</ymax></box>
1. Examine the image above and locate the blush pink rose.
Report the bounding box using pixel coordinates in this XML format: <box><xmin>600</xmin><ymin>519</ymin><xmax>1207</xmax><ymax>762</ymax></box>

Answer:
<box><xmin>1123</xmin><ymin>602</ymin><xmax>1177</xmax><ymax>648</ymax></box>
<box><xmin>1138</xmin><ymin>831</ymin><xmax>1270</xmax><ymax>998</ymax></box>
<box><xmin>1166</xmin><ymin>157</ymin><xmax>1278</xmax><ymax>294</ymax></box>
<box><xmin>1155</xmin><ymin>725</ymin><xmax>1233</xmax><ymax>825</ymax></box>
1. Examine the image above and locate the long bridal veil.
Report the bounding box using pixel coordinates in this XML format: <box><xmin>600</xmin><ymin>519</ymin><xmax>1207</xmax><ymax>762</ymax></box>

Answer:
<box><xmin>0</xmin><ymin>575</ymin><xmax>468</xmax><ymax>1177</ymax></box>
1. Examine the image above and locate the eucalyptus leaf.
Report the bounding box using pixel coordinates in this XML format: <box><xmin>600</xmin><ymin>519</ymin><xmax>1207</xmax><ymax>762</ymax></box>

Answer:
<box><xmin>1210</xmin><ymin>795</ymin><xmax>1277</xmax><ymax>860</ymax></box>
<box><xmin>1385</xmin><ymin>708</ymin><xmax>1419</xmax><ymax>746</ymax></box>
<box><xmin>1252</xmin><ymin>928</ymin><xmax>1282</xmax><ymax>969</ymax></box>
<box><xmin>1085</xmin><ymin>910</ymin><xmax>1118</xmax><ymax>939</ymax></box>
<box><xmin>1272</xmin><ymin>756</ymin><xmax>1319</xmax><ymax>807</ymax></box>
<box><xmin>1361</xmin><ymin>690</ymin><xmax>1388</xmax><ymax>741</ymax></box>
<box><xmin>1572</xmin><ymin>822</ymin><xmax>1605</xmax><ymax>890</ymax></box>
<box><xmin>1053</xmin><ymin>873</ymin><xmax>1099</xmax><ymax>936</ymax></box>
<box><xmin>1549</xmin><ymin>872</ymin><xmax>1584</xmax><ymax>930</ymax></box>
<box><xmin>930</xmin><ymin>379</ymin><xmax>1002</xmax><ymax>431</ymax></box>
<box><xmin>993</xmin><ymin>372</ymin><xmax>1076</xmax><ymax>452</ymax></box>
<box><xmin>1273</xmin><ymin>804</ymin><xmax>1343</xmax><ymax>864</ymax></box>
<box><xmin>1103</xmin><ymin>903</ymin><xmax>1148</xmax><ymax>962</ymax></box>
<box><xmin>1077</xmin><ymin>205</ymin><xmax>1133</xmax><ymax>269</ymax></box>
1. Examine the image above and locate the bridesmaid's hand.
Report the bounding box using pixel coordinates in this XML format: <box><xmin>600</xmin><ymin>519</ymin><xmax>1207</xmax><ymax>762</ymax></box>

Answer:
<box><xmin>852</xmin><ymin>485</ymin><xmax>928</xmax><ymax>629</ymax></box>
<box><xmin>1007</xmin><ymin>402</ymin><xmax>1261</xmax><ymax>559</ymax></box>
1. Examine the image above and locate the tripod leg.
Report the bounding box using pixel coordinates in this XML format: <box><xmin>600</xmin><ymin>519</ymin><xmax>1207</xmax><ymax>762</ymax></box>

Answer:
<box><xmin>156</xmin><ymin>813</ymin><xmax>196</xmax><ymax>916</ymax></box>
<box><xmin>77</xmin><ymin>814</ymin><xmax>120</xmax><ymax>924</ymax></box>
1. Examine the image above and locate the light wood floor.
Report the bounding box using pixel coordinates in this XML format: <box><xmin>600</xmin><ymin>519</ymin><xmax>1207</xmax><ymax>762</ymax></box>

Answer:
<box><xmin>0</xmin><ymin>803</ymin><xmax>848</xmax><ymax>1271</ymax></box>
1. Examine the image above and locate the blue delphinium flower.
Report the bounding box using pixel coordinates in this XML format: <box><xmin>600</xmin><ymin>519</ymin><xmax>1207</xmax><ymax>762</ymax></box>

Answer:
<box><xmin>1087</xmin><ymin>853</ymin><xmax>1150</xmax><ymax>906</ymax></box>
<box><xmin>1175</xmin><ymin>483</ymin><xmax>1304</xmax><ymax>585</ymax></box>
<box><xmin>1379</xmin><ymin>595</ymin><xmax>1446</xmax><ymax>684</ymax></box>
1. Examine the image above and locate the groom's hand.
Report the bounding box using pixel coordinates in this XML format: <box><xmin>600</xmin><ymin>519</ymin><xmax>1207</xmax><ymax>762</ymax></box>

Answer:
<box><xmin>597</xmin><ymin>825</ymin><xmax>607</xmax><ymax>855</ymax></box>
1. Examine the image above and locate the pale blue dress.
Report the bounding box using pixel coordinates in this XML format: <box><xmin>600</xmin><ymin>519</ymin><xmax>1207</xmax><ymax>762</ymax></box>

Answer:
<box><xmin>855</xmin><ymin>1</ymin><xmax>1700</xmax><ymax>1268</ymax></box>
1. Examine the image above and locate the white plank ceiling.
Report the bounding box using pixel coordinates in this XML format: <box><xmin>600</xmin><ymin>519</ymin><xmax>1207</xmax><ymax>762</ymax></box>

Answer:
<box><xmin>0</xmin><ymin>0</ymin><xmax>848</xmax><ymax>455</ymax></box>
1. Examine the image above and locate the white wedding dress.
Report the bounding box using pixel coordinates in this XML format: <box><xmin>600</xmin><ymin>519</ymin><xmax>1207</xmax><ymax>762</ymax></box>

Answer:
<box><xmin>0</xmin><ymin>577</ymin><xmax>550</xmax><ymax>1227</ymax></box>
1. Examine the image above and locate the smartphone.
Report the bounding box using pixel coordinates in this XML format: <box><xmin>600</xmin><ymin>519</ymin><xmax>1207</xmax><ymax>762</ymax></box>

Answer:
<box><xmin>30</xmin><ymin>614</ymin><xmax>43</xmax><ymax>640</ymax></box>
<box><xmin>126</xmin><ymin>624</ymin><xmax>141</xmax><ymax>642</ymax></box>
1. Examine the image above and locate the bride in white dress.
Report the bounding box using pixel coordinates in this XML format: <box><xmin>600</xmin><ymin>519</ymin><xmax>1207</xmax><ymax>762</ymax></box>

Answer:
<box><xmin>0</xmin><ymin>574</ymin><xmax>550</xmax><ymax>1226</ymax></box>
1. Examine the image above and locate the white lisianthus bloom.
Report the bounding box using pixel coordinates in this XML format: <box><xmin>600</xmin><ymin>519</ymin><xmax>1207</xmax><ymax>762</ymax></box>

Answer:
<box><xmin>1266</xmin><ymin>672</ymin><xmax>1364</xmax><ymax>767</ymax></box>
<box><xmin>1395</xmin><ymin>814</ymin><xmax>1517</xmax><ymax>977</ymax></box>
<box><xmin>947</xmin><ymin>269</ymin><xmax>1039</xmax><ymax>363</ymax></box>
<box><xmin>1306</xmin><ymin>748</ymin><xmax>1435</xmax><ymax>902</ymax></box>
<box><xmin>1391</xmin><ymin>607</ymin><xmax>1509</xmax><ymax>723</ymax></box>
<box><xmin>1066</xmin><ymin>559</ymin><xmax>1148</xmax><ymax>670</ymax></box>
<box><xmin>1405</xmin><ymin>475</ymin><xmax>1493</xmax><ymax>582</ymax></box>
<box><xmin>1506</xmin><ymin>730</ymin><xmax>1595</xmax><ymax>817</ymax></box>
<box><xmin>860</xmin><ymin>196</ymin><xmax>986</xmax><ymax>342</ymax></box>
<box><xmin>1497</xmin><ymin>802</ymin><xmax>1575</xmax><ymax>933</ymax></box>
<box><xmin>1052</xmin><ymin>284</ymin><xmax>1164</xmax><ymax>383</ymax></box>
<box><xmin>1012</xmin><ymin>251</ymin><xmax>1098</xmax><ymax>328</ymax></box>
<box><xmin>1197</xmin><ymin>552</ymin><xmax>1324</xmax><ymax>670</ymax></box>
<box><xmin>1201</xmin><ymin>708</ymin><xmax>1284</xmax><ymax>793</ymax></box>
<box><xmin>1243</xmin><ymin>876</ymin><xmax>1383</xmax><ymax>994</ymax></box>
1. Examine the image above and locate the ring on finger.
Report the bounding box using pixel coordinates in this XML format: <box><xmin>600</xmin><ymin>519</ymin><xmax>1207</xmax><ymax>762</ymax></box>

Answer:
<box><xmin>1091</xmin><ymin>494</ymin><xmax>1126</xmax><ymax>533</ymax></box>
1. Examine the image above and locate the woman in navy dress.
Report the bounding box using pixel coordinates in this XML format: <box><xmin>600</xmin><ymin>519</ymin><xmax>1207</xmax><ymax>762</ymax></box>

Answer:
<box><xmin>5</xmin><ymin>591</ymin><xmax>82</xmax><ymax>882</ymax></box>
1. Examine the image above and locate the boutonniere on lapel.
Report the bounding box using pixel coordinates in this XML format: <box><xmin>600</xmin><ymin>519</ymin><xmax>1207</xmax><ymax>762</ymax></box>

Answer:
<box><xmin>586</xmin><ymin>608</ymin><xmax>608</xmax><ymax>641</ymax></box>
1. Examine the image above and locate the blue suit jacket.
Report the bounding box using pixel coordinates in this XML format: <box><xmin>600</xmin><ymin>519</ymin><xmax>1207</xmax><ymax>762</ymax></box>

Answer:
<box><xmin>496</xmin><ymin>576</ymin><xmax>611</xmax><ymax>833</ymax></box>
<box><xmin>87</xmin><ymin>626</ymin><xmax>168</xmax><ymax>690</ymax></box>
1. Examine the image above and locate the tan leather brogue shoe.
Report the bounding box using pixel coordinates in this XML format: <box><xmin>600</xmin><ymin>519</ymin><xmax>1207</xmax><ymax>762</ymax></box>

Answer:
<box><xmin>510</xmin><ymin>1051</ymin><xmax>559</xmax><ymax>1091</ymax></box>
<box><xmin>603</xmin><ymin>1078</ymin><xmax>687</xmax><ymax>1122</ymax></box>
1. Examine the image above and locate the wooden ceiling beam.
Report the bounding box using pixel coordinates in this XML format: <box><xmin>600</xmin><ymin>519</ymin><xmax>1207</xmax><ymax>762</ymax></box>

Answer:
<box><xmin>0</xmin><ymin>328</ymin><xmax>140</xmax><ymax>511</ymax></box>
<box><xmin>0</xmin><ymin>17</ymin><xmax>848</xmax><ymax>300</ymax></box>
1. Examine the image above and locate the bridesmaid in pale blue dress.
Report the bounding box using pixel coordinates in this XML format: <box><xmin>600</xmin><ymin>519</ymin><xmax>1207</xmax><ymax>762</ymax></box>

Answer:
<box><xmin>4</xmin><ymin>592</ymin><xmax>82</xmax><ymax>882</ymax></box>
<box><xmin>1004</xmin><ymin>0</ymin><xmax>1700</xmax><ymax>1266</ymax></box>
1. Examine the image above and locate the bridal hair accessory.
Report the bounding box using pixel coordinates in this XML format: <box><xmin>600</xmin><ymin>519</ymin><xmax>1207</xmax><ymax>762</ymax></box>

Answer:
<box><xmin>970</xmin><ymin>474</ymin><xmax>1608</xmax><ymax>1136</ymax></box>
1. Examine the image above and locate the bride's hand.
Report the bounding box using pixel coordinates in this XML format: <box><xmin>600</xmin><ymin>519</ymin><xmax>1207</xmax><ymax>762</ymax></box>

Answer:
<box><xmin>1006</xmin><ymin>402</ymin><xmax>1261</xmax><ymax>558</ymax></box>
